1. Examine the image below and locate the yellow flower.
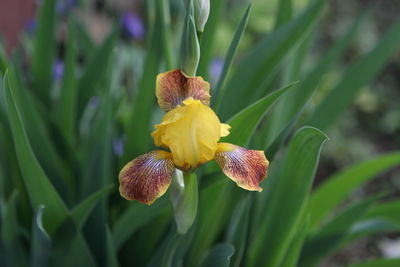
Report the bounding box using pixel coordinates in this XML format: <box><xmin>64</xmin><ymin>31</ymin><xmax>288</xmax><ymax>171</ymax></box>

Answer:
<box><xmin>152</xmin><ymin>97</ymin><xmax>228</xmax><ymax>171</ymax></box>
<box><xmin>119</xmin><ymin>69</ymin><xmax>269</xmax><ymax>204</ymax></box>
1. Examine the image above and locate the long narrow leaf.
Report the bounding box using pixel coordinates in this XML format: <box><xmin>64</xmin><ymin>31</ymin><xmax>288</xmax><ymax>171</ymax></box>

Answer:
<box><xmin>279</xmin><ymin>217</ymin><xmax>309</xmax><ymax>267</ymax></box>
<box><xmin>56</xmin><ymin>18</ymin><xmax>77</xmax><ymax>145</ymax></box>
<box><xmin>10</xmin><ymin>66</ymin><xmax>69</xmax><ymax>199</ymax></box>
<box><xmin>31</xmin><ymin>0</ymin><xmax>56</xmax><ymax>104</ymax></box>
<box><xmin>307</xmin><ymin>152</ymin><xmax>400</xmax><ymax>230</ymax></box>
<box><xmin>187</xmin><ymin>178</ymin><xmax>236</xmax><ymax>266</ymax></box>
<box><xmin>106</xmin><ymin>226</ymin><xmax>120</xmax><ymax>267</ymax></box>
<box><xmin>219</xmin><ymin>0</ymin><xmax>326</xmax><ymax>120</ymax></box>
<box><xmin>158</xmin><ymin>0</ymin><xmax>176</xmax><ymax>69</ymax></box>
<box><xmin>123</xmin><ymin>1</ymin><xmax>162</xmax><ymax>160</ymax></box>
<box><xmin>346</xmin><ymin>219</ymin><xmax>400</xmax><ymax>242</ymax></box>
<box><xmin>363</xmin><ymin>200</ymin><xmax>400</xmax><ymax>224</ymax></box>
<box><xmin>299</xmin><ymin>196</ymin><xmax>380</xmax><ymax>267</ymax></box>
<box><xmin>51</xmin><ymin>217</ymin><xmax>96</xmax><ymax>267</ymax></box>
<box><xmin>77</xmin><ymin>30</ymin><xmax>117</xmax><ymax>116</ymax></box>
<box><xmin>71</xmin><ymin>185</ymin><xmax>114</xmax><ymax>229</ymax></box>
<box><xmin>263</xmin><ymin>13</ymin><xmax>365</xmax><ymax>147</ymax></box>
<box><xmin>248</xmin><ymin>127</ymin><xmax>327</xmax><ymax>267</ymax></box>
<box><xmin>214</xmin><ymin>1</ymin><xmax>253</xmax><ymax>108</ymax></box>
<box><xmin>3</xmin><ymin>72</ymin><xmax>68</xmax><ymax>235</ymax></box>
<box><xmin>224</xmin><ymin>82</ymin><xmax>296</xmax><ymax>147</ymax></box>
<box><xmin>226</xmin><ymin>196</ymin><xmax>251</xmax><ymax>267</ymax></box>
<box><xmin>112</xmin><ymin>198</ymin><xmax>169</xmax><ymax>250</ymax></box>
<box><xmin>307</xmin><ymin>18</ymin><xmax>400</xmax><ymax>131</ymax></box>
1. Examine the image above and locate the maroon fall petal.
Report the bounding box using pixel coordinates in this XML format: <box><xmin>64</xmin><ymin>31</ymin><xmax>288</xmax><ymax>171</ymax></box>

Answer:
<box><xmin>119</xmin><ymin>150</ymin><xmax>175</xmax><ymax>204</ymax></box>
<box><xmin>214</xmin><ymin>143</ymin><xmax>269</xmax><ymax>191</ymax></box>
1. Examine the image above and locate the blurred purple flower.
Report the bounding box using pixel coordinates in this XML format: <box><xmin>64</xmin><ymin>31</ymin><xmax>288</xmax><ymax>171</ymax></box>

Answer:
<box><xmin>25</xmin><ymin>19</ymin><xmax>36</xmax><ymax>35</ymax></box>
<box><xmin>113</xmin><ymin>138</ymin><xmax>124</xmax><ymax>157</ymax></box>
<box><xmin>209</xmin><ymin>58</ymin><xmax>224</xmax><ymax>85</ymax></box>
<box><xmin>89</xmin><ymin>96</ymin><xmax>100</xmax><ymax>108</ymax></box>
<box><xmin>53</xmin><ymin>60</ymin><xmax>64</xmax><ymax>82</ymax></box>
<box><xmin>121</xmin><ymin>12</ymin><xmax>145</xmax><ymax>40</ymax></box>
<box><xmin>57</xmin><ymin>0</ymin><xmax>77</xmax><ymax>15</ymax></box>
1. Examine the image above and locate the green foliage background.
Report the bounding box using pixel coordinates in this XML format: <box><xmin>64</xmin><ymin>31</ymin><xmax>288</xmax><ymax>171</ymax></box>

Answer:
<box><xmin>0</xmin><ymin>0</ymin><xmax>399</xmax><ymax>266</ymax></box>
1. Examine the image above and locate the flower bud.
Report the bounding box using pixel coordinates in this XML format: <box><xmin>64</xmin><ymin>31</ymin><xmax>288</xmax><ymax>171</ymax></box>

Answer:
<box><xmin>180</xmin><ymin>13</ymin><xmax>200</xmax><ymax>76</ymax></box>
<box><xmin>194</xmin><ymin>0</ymin><xmax>210</xmax><ymax>32</ymax></box>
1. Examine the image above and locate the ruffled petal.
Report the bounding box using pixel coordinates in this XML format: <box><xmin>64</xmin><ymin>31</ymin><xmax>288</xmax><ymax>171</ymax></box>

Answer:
<box><xmin>119</xmin><ymin>150</ymin><xmax>175</xmax><ymax>204</ymax></box>
<box><xmin>156</xmin><ymin>69</ymin><xmax>210</xmax><ymax>111</ymax></box>
<box><xmin>214</xmin><ymin>143</ymin><xmax>269</xmax><ymax>191</ymax></box>
<box><xmin>152</xmin><ymin>98</ymin><xmax>221</xmax><ymax>171</ymax></box>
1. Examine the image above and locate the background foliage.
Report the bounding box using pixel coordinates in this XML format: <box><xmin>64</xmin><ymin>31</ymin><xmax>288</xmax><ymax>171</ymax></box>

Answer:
<box><xmin>0</xmin><ymin>0</ymin><xmax>399</xmax><ymax>266</ymax></box>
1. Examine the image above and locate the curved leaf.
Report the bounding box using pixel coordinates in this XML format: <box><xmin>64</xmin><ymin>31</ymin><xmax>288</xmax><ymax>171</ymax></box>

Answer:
<box><xmin>71</xmin><ymin>185</ymin><xmax>114</xmax><ymax>230</ymax></box>
<box><xmin>248</xmin><ymin>127</ymin><xmax>328</xmax><ymax>267</ymax></box>
<box><xmin>3</xmin><ymin>72</ymin><xmax>68</xmax><ymax>235</ymax></box>
<box><xmin>226</xmin><ymin>196</ymin><xmax>251</xmax><ymax>267</ymax></box>
<box><xmin>299</xmin><ymin>196</ymin><xmax>380</xmax><ymax>267</ymax></box>
<box><xmin>224</xmin><ymin>82</ymin><xmax>297</xmax><ymax>147</ymax></box>
<box><xmin>214</xmin><ymin>1</ymin><xmax>253</xmax><ymax>108</ymax></box>
<box><xmin>363</xmin><ymin>199</ymin><xmax>400</xmax><ymax>224</ymax></box>
<box><xmin>307</xmin><ymin>152</ymin><xmax>400</xmax><ymax>230</ymax></box>
<box><xmin>31</xmin><ymin>0</ymin><xmax>56</xmax><ymax>104</ymax></box>
<box><xmin>307</xmin><ymin>18</ymin><xmax>400</xmax><ymax>131</ymax></box>
<box><xmin>263</xmin><ymin>13</ymin><xmax>365</xmax><ymax>147</ymax></box>
<box><xmin>112</xmin><ymin>197</ymin><xmax>169</xmax><ymax>250</ymax></box>
<box><xmin>219</xmin><ymin>0</ymin><xmax>326</xmax><ymax>120</ymax></box>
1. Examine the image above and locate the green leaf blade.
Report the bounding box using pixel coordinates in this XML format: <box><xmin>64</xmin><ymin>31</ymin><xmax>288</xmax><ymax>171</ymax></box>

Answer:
<box><xmin>219</xmin><ymin>0</ymin><xmax>326</xmax><ymax>120</ymax></box>
<box><xmin>263</xmin><ymin>14</ymin><xmax>365</xmax><ymax>147</ymax></box>
<box><xmin>248</xmin><ymin>126</ymin><xmax>328</xmax><ymax>267</ymax></box>
<box><xmin>307</xmin><ymin>152</ymin><xmax>400</xmax><ymax>230</ymax></box>
<box><xmin>70</xmin><ymin>185</ymin><xmax>114</xmax><ymax>230</ymax></box>
<box><xmin>56</xmin><ymin>18</ymin><xmax>78</xmax><ymax>145</ymax></box>
<box><xmin>307</xmin><ymin>18</ymin><xmax>400</xmax><ymax>131</ymax></box>
<box><xmin>77</xmin><ymin>30</ymin><xmax>117</xmax><ymax>116</ymax></box>
<box><xmin>300</xmin><ymin>196</ymin><xmax>382</xmax><ymax>267</ymax></box>
<box><xmin>112</xmin><ymin>198</ymin><xmax>169</xmax><ymax>250</ymax></box>
<box><xmin>3</xmin><ymin>72</ymin><xmax>68</xmax><ymax>235</ymax></box>
<box><xmin>214</xmin><ymin>1</ymin><xmax>253</xmax><ymax>108</ymax></box>
<box><xmin>31</xmin><ymin>0</ymin><xmax>56</xmax><ymax>104</ymax></box>
<box><xmin>224</xmin><ymin>82</ymin><xmax>296</xmax><ymax>147</ymax></box>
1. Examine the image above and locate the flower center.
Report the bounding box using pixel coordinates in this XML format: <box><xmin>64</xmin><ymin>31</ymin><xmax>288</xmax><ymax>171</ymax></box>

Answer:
<box><xmin>152</xmin><ymin>98</ymin><xmax>224</xmax><ymax>170</ymax></box>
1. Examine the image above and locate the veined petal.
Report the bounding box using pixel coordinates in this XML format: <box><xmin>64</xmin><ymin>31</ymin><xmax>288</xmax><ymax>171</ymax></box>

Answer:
<box><xmin>119</xmin><ymin>150</ymin><xmax>175</xmax><ymax>204</ymax></box>
<box><xmin>214</xmin><ymin>143</ymin><xmax>269</xmax><ymax>191</ymax></box>
<box><xmin>156</xmin><ymin>69</ymin><xmax>210</xmax><ymax>111</ymax></box>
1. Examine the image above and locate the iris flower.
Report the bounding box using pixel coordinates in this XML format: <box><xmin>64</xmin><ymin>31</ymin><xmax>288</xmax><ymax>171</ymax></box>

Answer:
<box><xmin>119</xmin><ymin>69</ymin><xmax>269</xmax><ymax>204</ymax></box>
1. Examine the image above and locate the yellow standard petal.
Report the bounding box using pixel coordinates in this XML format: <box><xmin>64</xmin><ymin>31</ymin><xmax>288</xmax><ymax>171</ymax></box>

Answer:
<box><xmin>156</xmin><ymin>69</ymin><xmax>211</xmax><ymax>111</ymax></box>
<box><xmin>119</xmin><ymin>150</ymin><xmax>175</xmax><ymax>205</ymax></box>
<box><xmin>152</xmin><ymin>98</ymin><xmax>227</xmax><ymax>171</ymax></box>
<box><xmin>214</xmin><ymin>143</ymin><xmax>269</xmax><ymax>191</ymax></box>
